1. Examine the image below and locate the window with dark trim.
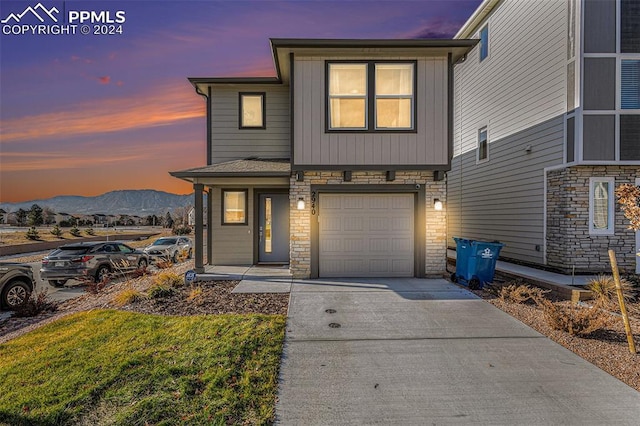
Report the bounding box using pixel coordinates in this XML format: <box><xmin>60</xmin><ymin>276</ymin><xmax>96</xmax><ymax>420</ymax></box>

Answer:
<box><xmin>477</xmin><ymin>127</ymin><xmax>488</xmax><ymax>162</ymax></box>
<box><xmin>222</xmin><ymin>189</ymin><xmax>248</xmax><ymax>225</ymax></box>
<box><xmin>479</xmin><ymin>25</ymin><xmax>489</xmax><ymax>61</ymax></box>
<box><xmin>326</xmin><ymin>61</ymin><xmax>416</xmax><ymax>132</ymax></box>
<box><xmin>239</xmin><ymin>93</ymin><xmax>265</xmax><ymax>129</ymax></box>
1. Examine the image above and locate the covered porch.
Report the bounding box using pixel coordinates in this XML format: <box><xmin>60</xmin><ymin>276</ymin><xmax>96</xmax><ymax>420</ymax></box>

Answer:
<box><xmin>170</xmin><ymin>158</ymin><xmax>291</xmax><ymax>273</ymax></box>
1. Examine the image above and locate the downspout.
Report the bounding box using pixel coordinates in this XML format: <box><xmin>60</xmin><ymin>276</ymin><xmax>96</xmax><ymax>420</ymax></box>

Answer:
<box><xmin>192</xmin><ymin>84</ymin><xmax>212</xmax><ymax>267</ymax></box>
<box><xmin>193</xmin><ymin>84</ymin><xmax>212</xmax><ymax>166</ymax></box>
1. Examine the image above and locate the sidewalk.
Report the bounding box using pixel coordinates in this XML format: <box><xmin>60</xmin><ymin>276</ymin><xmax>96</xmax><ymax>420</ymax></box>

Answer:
<box><xmin>275</xmin><ymin>278</ymin><xmax>640</xmax><ymax>425</ymax></box>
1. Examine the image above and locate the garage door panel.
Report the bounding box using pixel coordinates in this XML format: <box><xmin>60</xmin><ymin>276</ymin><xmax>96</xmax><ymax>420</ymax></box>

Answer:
<box><xmin>319</xmin><ymin>193</ymin><xmax>414</xmax><ymax>278</ymax></box>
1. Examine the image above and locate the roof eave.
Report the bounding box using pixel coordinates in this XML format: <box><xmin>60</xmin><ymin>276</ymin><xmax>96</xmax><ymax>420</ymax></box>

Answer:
<box><xmin>455</xmin><ymin>0</ymin><xmax>502</xmax><ymax>39</ymax></box>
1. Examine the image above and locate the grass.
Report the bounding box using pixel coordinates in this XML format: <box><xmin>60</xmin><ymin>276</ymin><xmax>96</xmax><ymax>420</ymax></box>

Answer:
<box><xmin>0</xmin><ymin>310</ymin><xmax>286</xmax><ymax>425</ymax></box>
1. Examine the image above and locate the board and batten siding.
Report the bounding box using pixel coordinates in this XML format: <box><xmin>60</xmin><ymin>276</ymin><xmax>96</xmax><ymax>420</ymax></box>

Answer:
<box><xmin>210</xmin><ymin>187</ymin><xmax>253</xmax><ymax>265</ymax></box>
<box><xmin>210</xmin><ymin>85</ymin><xmax>290</xmax><ymax>164</ymax></box>
<box><xmin>449</xmin><ymin>0</ymin><xmax>568</xmax><ymax>265</ymax></box>
<box><xmin>293</xmin><ymin>56</ymin><xmax>448</xmax><ymax>167</ymax></box>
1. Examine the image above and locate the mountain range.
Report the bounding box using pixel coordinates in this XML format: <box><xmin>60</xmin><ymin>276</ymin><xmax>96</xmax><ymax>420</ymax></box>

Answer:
<box><xmin>0</xmin><ymin>190</ymin><xmax>195</xmax><ymax>217</ymax></box>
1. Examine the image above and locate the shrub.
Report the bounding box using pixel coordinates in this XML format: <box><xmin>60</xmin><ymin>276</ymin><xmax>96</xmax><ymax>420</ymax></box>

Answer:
<box><xmin>154</xmin><ymin>271</ymin><xmax>184</xmax><ymax>288</ymax></box>
<box><xmin>80</xmin><ymin>273</ymin><xmax>110</xmax><ymax>294</ymax></box>
<box><xmin>173</xmin><ymin>225</ymin><xmax>192</xmax><ymax>235</ymax></box>
<box><xmin>112</xmin><ymin>288</ymin><xmax>145</xmax><ymax>307</ymax></box>
<box><xmin>85</xmin><ymin>227</ymin><xmax>95</xmax><ymax>236</ymax></box>
<box><xmin>187</xmin><ymin>286</ymin><xmax>203</xmax><ymax>302</ymax></box>
<box><xmin>25</xmin><ymin>227</ymin><xmax>40</xmax><ymax>240</ymax></box>
<box><xmin>147</xmin><ymin>283</ymin><xmax>175</xmax><ymax>299</ymax></box>
<box><xmin>496</xmin><ymin>282</ymin><xmax>549</xmax><ymax>305</ymax></box>
<box><xmin>69</xmin><ymin>226</ymin><xmax>81</xmax><ymax>237</ymax></box>
<box><xmin>587</xmin><ymin>274</ymin><xmax>635</xmax><ymax>304</ymax></box>
<box><xmin>13</xmin><ymin>291</ymin><xmax>58</xmax><ymax>318</ymax></box>
<box><xmin>154</xmin><ymin>258</ymin><xmax>174</xmax><ymax>269</ymax></box>
<box><xmin>50</xmin><ymin>225</ymin><xmax>63</xmax><ymax>238</ymax></box>
<box><xmin>541</xmin><ymin>300</ymin><xmax>611</xmax><ymax>337</ymax></box>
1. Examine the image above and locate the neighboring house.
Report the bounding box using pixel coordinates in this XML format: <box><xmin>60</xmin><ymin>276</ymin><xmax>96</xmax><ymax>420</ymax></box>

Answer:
<box><xmin>171</xmin><ymin>39</ymin><xmax>476</xmax><ymax>277</ymax></box>
<box><xmin>449</xmin><ymin>0</ymin><xmax>640</xmax><ymax>274</ymax></box>
<box><xmin>55</xmin><ymin>212</ymin><xmax>73</xmax><ymax>224</ymax></box>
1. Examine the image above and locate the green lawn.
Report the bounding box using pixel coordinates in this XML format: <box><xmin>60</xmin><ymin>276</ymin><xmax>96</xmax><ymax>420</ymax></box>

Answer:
<box><xmin>0</xmin><ymin>310</ymin><xmax>286</xmax><ymax>425</ymax></box>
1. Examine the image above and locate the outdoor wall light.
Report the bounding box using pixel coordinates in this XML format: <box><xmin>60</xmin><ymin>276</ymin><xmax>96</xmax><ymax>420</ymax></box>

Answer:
<box><xmin>434</xmin><ymin>199</ymin><xmax>443</xmax><ymax>211</ymax></box>
<box><xmin>297</xmin><ymin>198</ymin><xmax>305</xmax><ymax>210</ymax></box>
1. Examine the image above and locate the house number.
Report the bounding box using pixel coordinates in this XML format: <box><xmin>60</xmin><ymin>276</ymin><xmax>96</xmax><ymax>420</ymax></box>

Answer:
<box><xmin>311</xmin><ymin>191</ymin><xmax>316</xmax><ymax>215</ymax></box>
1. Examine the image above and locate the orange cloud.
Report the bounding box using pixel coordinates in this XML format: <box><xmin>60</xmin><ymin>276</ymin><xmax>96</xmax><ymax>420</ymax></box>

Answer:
<box><xmin>98</xmin><ymin>76</ymin><xmax>111</xmax><ymax>84</ymax></box>
<box><xmin>0</xmin><ymin>81</ymin><xmax>204</xmax><ymax>143</ymax></box>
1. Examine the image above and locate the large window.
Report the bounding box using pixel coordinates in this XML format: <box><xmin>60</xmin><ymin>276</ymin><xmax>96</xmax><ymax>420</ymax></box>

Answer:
<box><xmin>222</xmin><ymin>190</ymin><xmax>247</xmax><ymax>225</ymax></box>
<box><xmin>327</xmin><ymin>61</ymin><xmax>415</xmax><ymax>131</ymax></box>
<box><xmin>589</xmin><ymin>177</ymin><xmax>615</xmax><ymax>235</ymax></box>
<box><xmin>479</xmin><ymin>25</ymin><xmax>489</xmax><ymax>61</ymax></box>
<box><xmin>477</xmin><ymin>127</ymin><xmax>488</xmax><ymax>163</ymax></box>
<box><xmin>621</xmin><ymin>60</ymin><xmax>640</xmax><ymax>109</ymax></box>
<box><xmin>239</xmin><ymin>93</ymin><xmax>265</xmax><ymax>129</ymax></box>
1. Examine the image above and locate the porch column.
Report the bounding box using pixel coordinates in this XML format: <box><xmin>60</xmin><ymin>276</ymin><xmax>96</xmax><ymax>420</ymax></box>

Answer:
<box><xmin>194</xmin><ymin>183</ymin><xmax>204</xmax><ymax>273</ymax></box>
<box><xmin>207</xmin><ymin>187</ymin><xmax>213</xmax><ymax>266</ymax></box>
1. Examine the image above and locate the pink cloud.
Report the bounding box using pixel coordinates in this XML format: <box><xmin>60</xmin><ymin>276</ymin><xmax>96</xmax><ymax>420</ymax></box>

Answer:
<box><xmin>98</xmin><ymin>76</ymin><xmax>111</xmax><ymax>85</ymax></box>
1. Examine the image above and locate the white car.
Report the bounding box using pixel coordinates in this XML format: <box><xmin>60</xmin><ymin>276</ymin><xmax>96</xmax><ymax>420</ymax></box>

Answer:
<box><xmin>143</xmin><ymin>237</ymin><xmax>193</xmax><ymax>263</ymax></box>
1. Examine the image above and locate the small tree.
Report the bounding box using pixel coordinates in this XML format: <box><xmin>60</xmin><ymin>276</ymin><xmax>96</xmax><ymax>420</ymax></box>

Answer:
<box><xmin>16</xmin><ymin>208</ymin><xmax>28</xmax><ymax>226</ymax></box>
<box><xmin>50</xmin><ymin>225</ymin><xmax>63</xmax><ymax>238</ymax></box>
<box><xmin>69</xmin><ymin>226</ymin><xmax>81</xmax><ymax>237</ymax></box>
<box><xmin>25</xmin><ymin>226</ymin><xmax>40</xmax><ymax>240</ymax></box>
<box><xmin>164</xmin><ymin>211</ymin><xmax>174</xmax><ymax>229</ymax></box>
<box><xmin>85</xmin><ymin>227</ymin><xmax>95</xmax><ymax>236</ymax></box>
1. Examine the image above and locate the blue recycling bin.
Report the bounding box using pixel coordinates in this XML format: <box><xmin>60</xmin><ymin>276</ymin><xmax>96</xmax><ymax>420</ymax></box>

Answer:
<box><xmin>451</xmin><ymin>237</ymin><xmax>504</xmax><ymax>289</ymax></box>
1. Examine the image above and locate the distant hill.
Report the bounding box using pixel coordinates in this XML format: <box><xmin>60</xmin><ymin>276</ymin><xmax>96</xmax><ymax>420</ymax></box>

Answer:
<box><xmin>0</xmin><ymin>190</ymin><xmax>196</xmax><ymax>217</ymax></box>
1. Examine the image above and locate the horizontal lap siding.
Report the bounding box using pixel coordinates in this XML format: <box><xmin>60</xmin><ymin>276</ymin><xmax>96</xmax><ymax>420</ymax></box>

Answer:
<box><xmin>294</xmin><ymin>56</ymin><xmax>448</xmax><ymax>167</ymax></box>
<box><xmin>211</xmin><ymin>85</ymin><xmax>290</xmax><ymax>164</ymax></box>
<box><xmin>449</xmin><ymin>0</ymin><xmax>567</xmax><ymax>265</ymax></box>
<box><xmin>211</xmin><ymin>188</ymin><xmax>253</xmax><ymax>265</ymax></box>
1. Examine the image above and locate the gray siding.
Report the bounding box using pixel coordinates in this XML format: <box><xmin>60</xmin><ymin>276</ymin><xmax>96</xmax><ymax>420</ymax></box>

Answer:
<box><xmin>293</xmin><ymin>56</ymin><xmax>448</xmax><ymax>167</ymax></box>
<box><xmin>583</xmin><ymin>0</ymin><xmax>617</xmax><ymax>53</ymax></box>
<box><xmin>210</xmin><ymin>187</ymin><xmax>253</xmax><ymax>265</ymax></box>
<box><xmin>210</xmin><ymin>85</ymin><xmax>290</xmax><ymax>164</ymax></box>
<box><xmin>448</xmin><ymin>116</ymin><xmax>565</xmax><ymax>263</ymax></box>
<box><xmin>583</xmin><ymin>58</ymin><xmax>616</xmax><ymax>110</ymax></box>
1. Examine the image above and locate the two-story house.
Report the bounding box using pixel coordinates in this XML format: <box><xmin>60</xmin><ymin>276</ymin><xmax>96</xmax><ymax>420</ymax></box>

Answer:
<box><xmin>171</xmin><ymin>39</ymin><xmax>476</xmax><ymax>277</ymax></box>
<box><xmin>449</xmin><ymin>0</ymin><xmax>640</xmax><ymax>274</ymax></box>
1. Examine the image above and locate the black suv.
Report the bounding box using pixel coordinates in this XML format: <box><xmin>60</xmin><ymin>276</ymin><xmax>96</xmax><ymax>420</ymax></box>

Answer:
<box><xmin>0</xmin><ymin>263</ymin><xmax>35</xmax><ymax>310</ymax></box>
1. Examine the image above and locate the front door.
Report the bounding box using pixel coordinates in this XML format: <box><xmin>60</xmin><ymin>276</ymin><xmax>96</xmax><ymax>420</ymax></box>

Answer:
<box><xmin>259</xmin><ymin>193</ymin><xmax>290</xmax><ymax>263</ymax></box>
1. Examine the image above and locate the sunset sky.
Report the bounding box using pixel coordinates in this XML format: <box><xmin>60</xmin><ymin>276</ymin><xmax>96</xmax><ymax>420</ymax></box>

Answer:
<box><xmin>0</xmin><ymin>0</ymin><xmax>481</xmax><ymax>203</ymax></box>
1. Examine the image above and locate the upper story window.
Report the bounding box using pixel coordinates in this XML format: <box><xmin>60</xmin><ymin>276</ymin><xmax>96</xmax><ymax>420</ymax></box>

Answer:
<box><xmin>327</xmin><ymin>61</ymin><xmax>415</xmax><ymax>132</ymax></box>
<box><xmin>589</xmin><ymin>177</ymin><xmax>615</xmax><ymax>235</ymax></box>
<box><xmin>479</xmin><ymin>25</ymin><xmax>489</xmax><ymax>62</ymax></box>
<box><xmin>239</xmin><ymin>93</ymin><xmax>265</xmax><ymax>129</ymax></box>
<box><xmin>477</xmin><ymin>127</ymin><xmax>488</xmax><ymax>163</ymax></box>
<box><xmin>621</xmin><ymin>60</ymin><xmax>640</xmax><ymax>109</ymax></box>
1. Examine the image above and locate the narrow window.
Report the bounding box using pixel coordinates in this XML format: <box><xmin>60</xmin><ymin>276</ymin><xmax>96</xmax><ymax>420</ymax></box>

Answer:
<box><xmin>222</xmin><ymin>190</ymin><xmax>247</xmax><ymax>225</ymax></box>
<box><xmin>375</xmin><ymin>63</ymin><xmax>414</xmax><ymax>129</ymax></box>
<box><xmin>328</xmin><ymin>63</ymin><xmax>367</xmax><ymax>129</ymax></box>
<box><xmin>477</xmin><ymin>127</ymin><xmax>488</xmax><ymax>162</ymax></box>
<box><xmin>621</xmin><ymin>60</ymin><xmax>640</xmax><ymax>109</ymax></box>
<box><xmin>239</xmin><ymin>93</ymin><xmax>265</xmax><ymax>129</ymax></box>
<box><xmin>479</xmin><ymin>25</ymin><xmax>489</xmax><ymax>61</ymax></box>
<box><xmin>589</xmin><ymin>178</ymin><xmax>615</xmax><ymax>235</ymax></box>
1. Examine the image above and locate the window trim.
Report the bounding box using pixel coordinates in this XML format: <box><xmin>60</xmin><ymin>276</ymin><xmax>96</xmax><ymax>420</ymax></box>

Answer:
<box><xmin>479</xmin><ymin>25</ymin><xmax>489</xmax><ymax>62</ymax></box>
<box><xmin>221</xmin><ymin>189</ymin><xmax>248</xmax><ymax>226</ymax></box>
<box><xmin>325</xmin><ymin>60</ymin><xmax>417</xmax><ymax>133</ymax></box>
<box><xmin>588</xmin><ymin>177</ymin><xmax>615</xmax><ymax>235</ymax></box>
<box><xmin>476</xmin><ymin>126</ymin><xmax>489</xmax><ymax>163</ymax></box>
<box><xmin>239</xmin><ymin>92</ymin><xmax>266</xmax><ymax>129</ymax></box>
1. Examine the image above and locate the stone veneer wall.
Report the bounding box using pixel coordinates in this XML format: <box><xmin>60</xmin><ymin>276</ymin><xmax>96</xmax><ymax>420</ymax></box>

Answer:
<box><xmin>289</xmin><ymin>171</ymin><xmax>446</xmax><ymax>278</ymax></box>
<box><xmin>546</xmin><ymin>165</ymin><xmax>639</xmax><ymax>274</ymax></box>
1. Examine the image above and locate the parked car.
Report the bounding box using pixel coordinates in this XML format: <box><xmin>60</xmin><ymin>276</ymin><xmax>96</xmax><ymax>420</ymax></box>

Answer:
<box><xmin>41</xmin><ymin>241</ymin><xmax>149</xmax><ymax>287</ymax></box>
<box><xmin>143</xmin><ymin>237</ymin><xmax>193</xmax><ymax>263</ymax></box>
<box><xmin>0</xmin><ymin>263</ymin><xmax>35</xmax><ymax>310</ymax></box>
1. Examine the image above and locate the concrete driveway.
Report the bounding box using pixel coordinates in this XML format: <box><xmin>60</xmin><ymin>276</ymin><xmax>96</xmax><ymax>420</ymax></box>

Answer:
<box><xmin>276</xmin><ymin>278</ymin><xmax>640</xmax><ymax>425</ymax></box>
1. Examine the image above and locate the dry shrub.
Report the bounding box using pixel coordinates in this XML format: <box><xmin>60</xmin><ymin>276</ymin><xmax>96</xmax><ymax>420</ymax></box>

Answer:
<box><xmin>13</xmin><ymin>291</ymin><xmax>58</xmax><ymax>318</ymax></box>
<box><xmin>147</xmin><ymin>283</ymin><xmax>175</xmax><ymax>299</ymax></box>
<box><xmin>81</xmin><ymin>275</ymin><xmax>109</xmax><ymax>294</ymax></box>
<box><xmin>154</xmin><ymin>271</ymin><xmax>184</xmax><ymax>288</ymax></box>
<box><xmin>495</xmin><ymin>282</ymin><xmax>549</xmax><ymax>305</ymax></box>
<box><xmin>112</xmin><ymin>288</ymin><xmax>145</xmax><ymax>307</ymax></box>
<box><xmin>154</xmin><ymin>258</ymin><xmax>174</xmax><ymax>269</ymax></box>
<box><xmin>541</xmin><ymin>299</ymin><xmax>611</xmax><ymax>337</ymax></box>
<box><xmin>587</xmin><ymin>274</ymin><xmax>635</xmax><ymax>304</ymax></box>
<box><xmin>187</xmin><ymin>286</ymin><xmax>203</xmax><ymax>302</ymax></box>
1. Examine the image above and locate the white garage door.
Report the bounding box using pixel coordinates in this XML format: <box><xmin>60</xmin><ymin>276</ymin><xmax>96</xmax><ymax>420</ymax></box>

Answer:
<box><xmin>319</xmin><ymin>193</ymin><xmax>414</xmax><ymax>277</ymax></box>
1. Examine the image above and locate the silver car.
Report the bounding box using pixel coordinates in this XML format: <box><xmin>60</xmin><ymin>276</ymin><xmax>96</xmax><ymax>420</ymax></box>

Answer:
<box><xmin>143</xmin><ymin>237</ymin><xmax>193</xmax><ymax>263</ymax></box>
<box><xmin>41</xmin><ymin>241</ymin><xmax>149</xmax><ymax>286</ymax></box>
